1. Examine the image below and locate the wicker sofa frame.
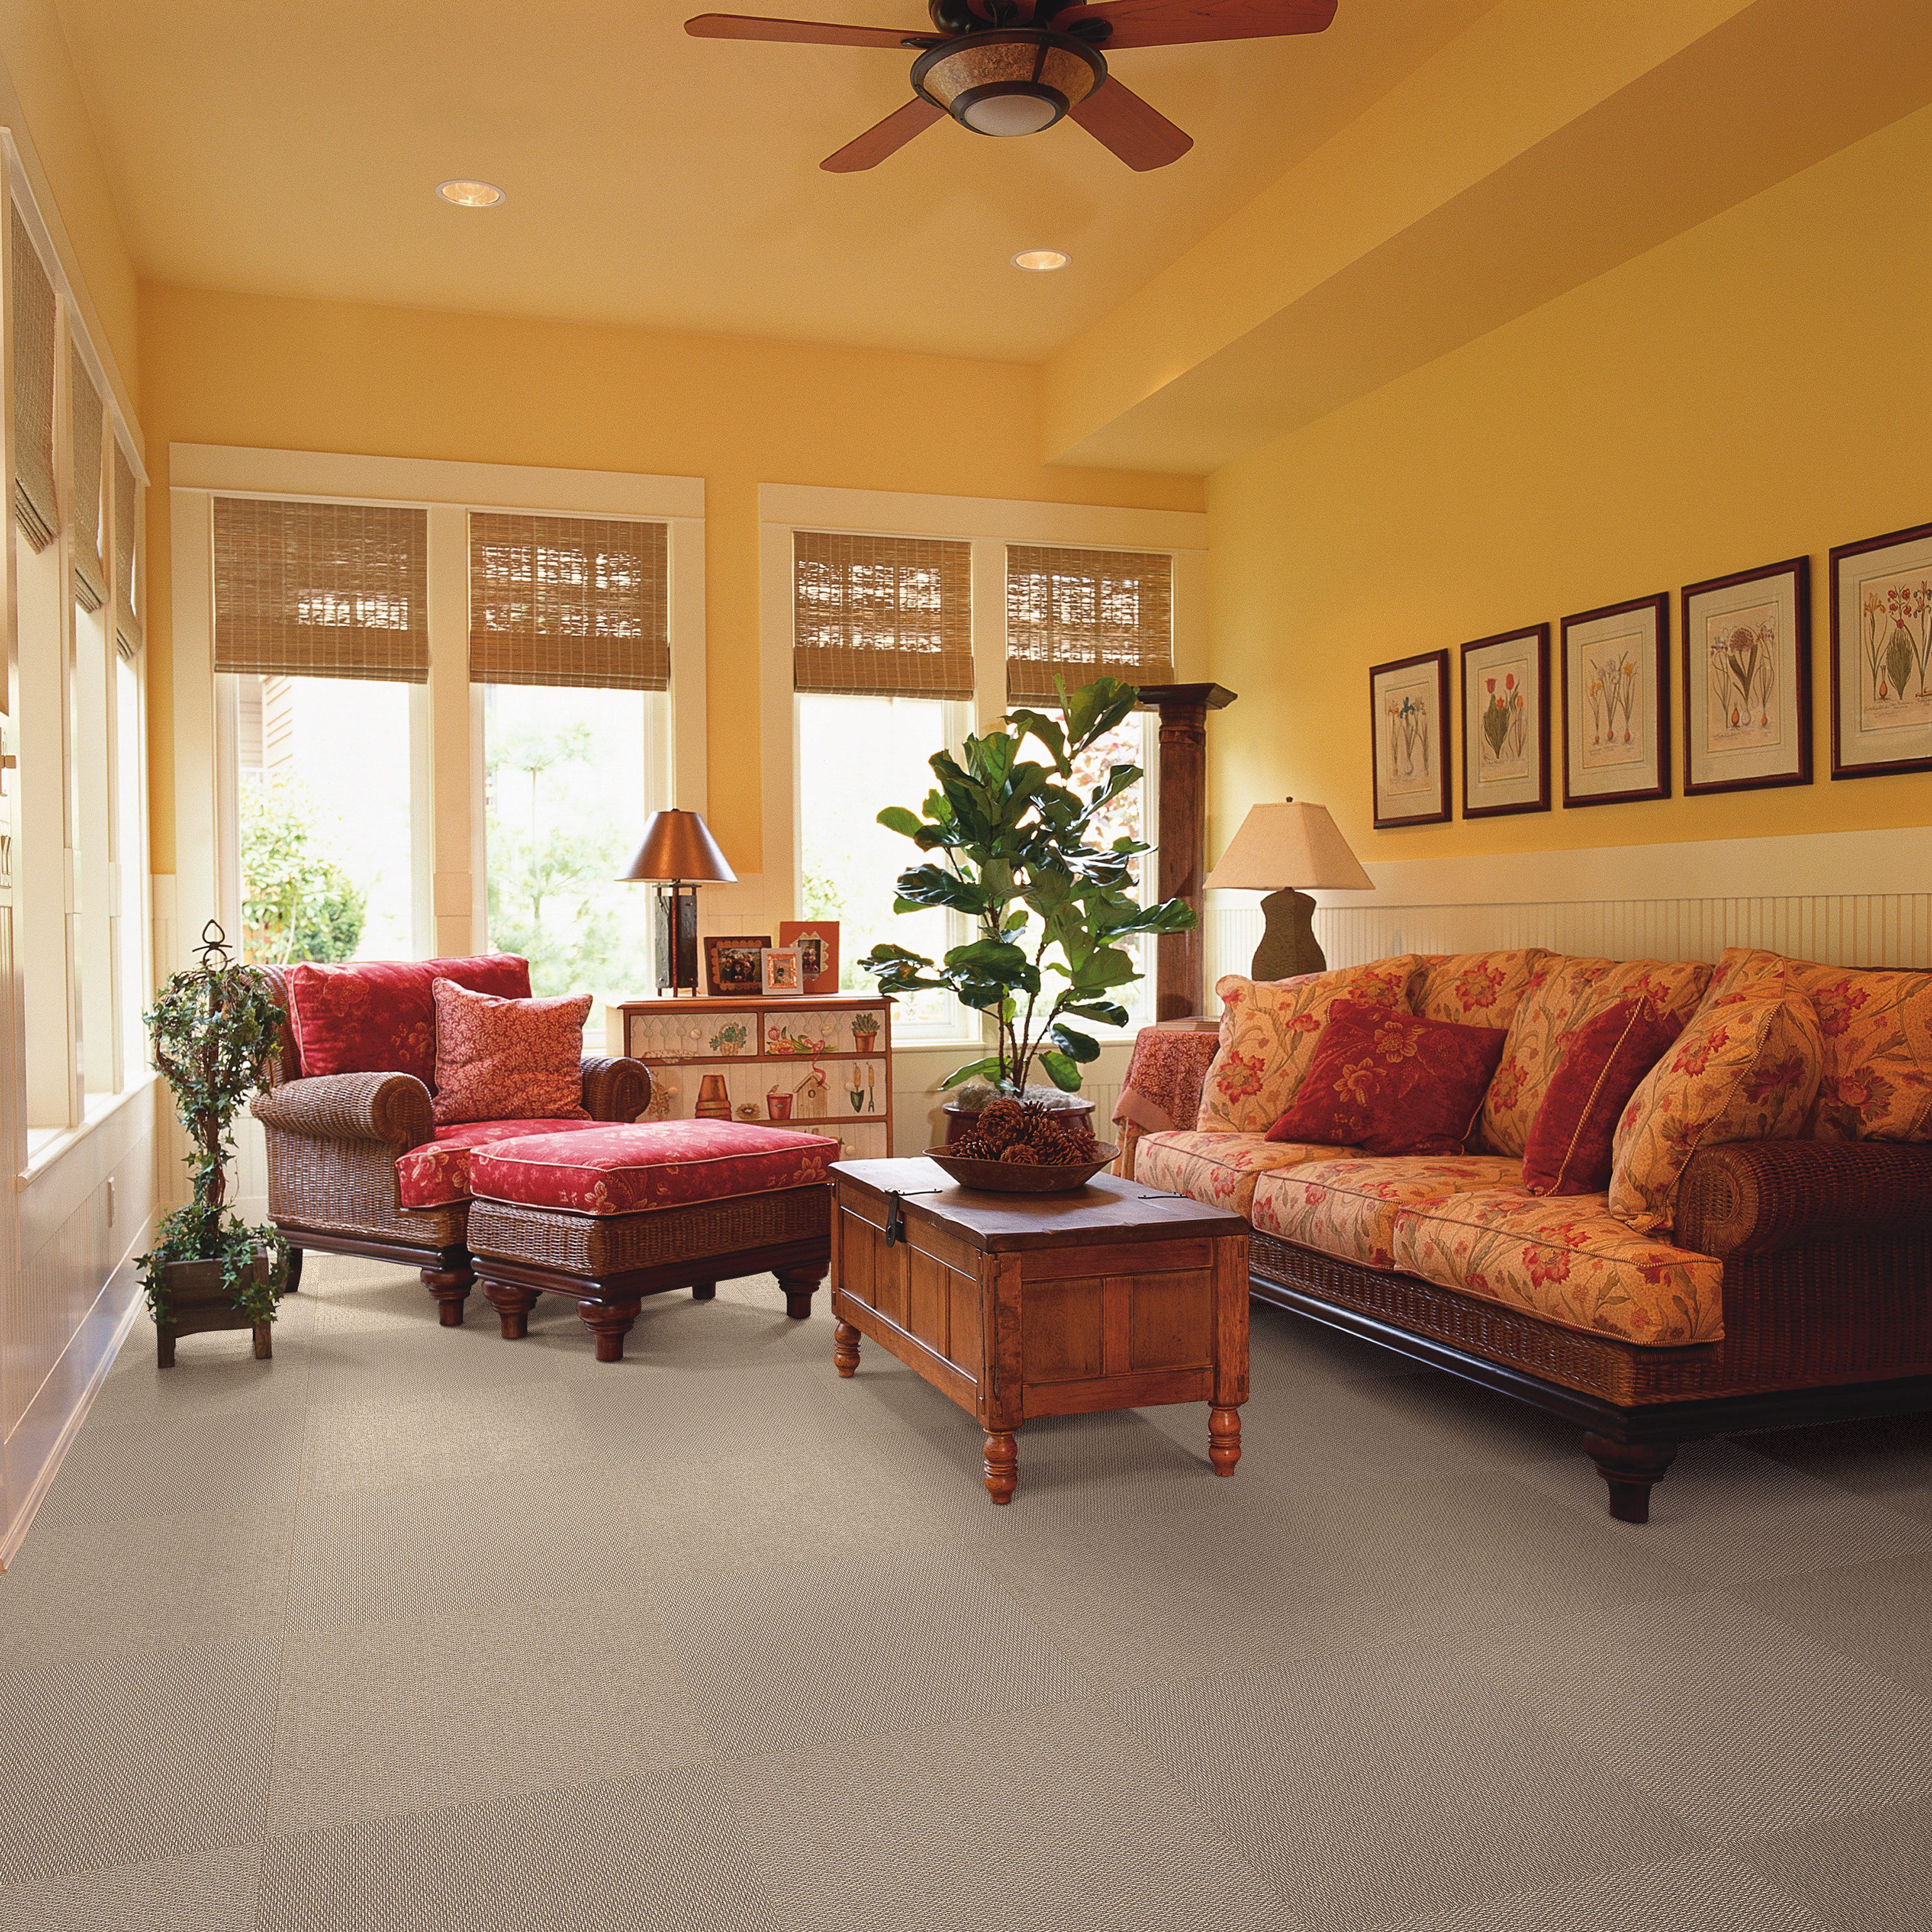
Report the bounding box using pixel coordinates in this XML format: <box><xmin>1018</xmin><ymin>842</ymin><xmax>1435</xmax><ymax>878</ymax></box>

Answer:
<box><xmin>249</xmin><ymin>966</ymin><xmax>651</xmax><ymax>1324</ymax></box>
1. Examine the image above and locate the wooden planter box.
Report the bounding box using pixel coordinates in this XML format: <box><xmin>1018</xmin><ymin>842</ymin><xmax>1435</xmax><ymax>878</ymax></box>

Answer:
<box><xmin>154</xmin><ymin>1256</ymin><xmax>276</xmax><ymax>1367</ymax></box>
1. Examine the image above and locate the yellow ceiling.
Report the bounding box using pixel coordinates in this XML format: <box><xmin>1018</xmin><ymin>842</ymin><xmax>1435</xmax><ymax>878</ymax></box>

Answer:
<box><xmin>52</xmin><ymin>0</ymin><xmax>1498</xmax><ymax>361</ymax></box>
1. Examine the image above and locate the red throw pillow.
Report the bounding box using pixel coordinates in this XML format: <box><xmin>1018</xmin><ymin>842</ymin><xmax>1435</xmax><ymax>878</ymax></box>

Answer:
<box><xmin>1264</xmin><ymin>1000</ymin><xmax>1508</xmax><ymax>1156</ymax></box>
<box><xmin>1522</xmin><ymin>997</ymin><xmax>1685</xmax><ymax>1195</ymax></box>
<box><xmin>285</xmin><ymin>954</ymin><xmax>532</xmax><ymax>1084</ymax></box>
<box><xmin>430</xmin><ymin>978</ymin><xmax>592</xmax><ymax>1127</ymax></box>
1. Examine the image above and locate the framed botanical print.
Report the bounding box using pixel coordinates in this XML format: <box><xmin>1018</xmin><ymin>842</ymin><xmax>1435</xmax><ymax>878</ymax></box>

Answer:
<box><xmin>1460</xmin><ymin>625</ymin><xmax>1549</xmax><ymax>819</ymax></box>
<box><xmin>1369</xmin><ymin>650</ymin><xmax>1450</xmax><ymax>827</ymax></box>
<box><xmin>1830</xmin><ymin>520</ymin><xmax>1932</xmax><ymax>780</ymax></box>
<box><xmin>1682</xmin><ymin>556</ymin><xmax>1811</xmax><ymax>795</ymax></box>
<box><xmin>1561</xmin><ymin>594</ymin><xmax>1670</xmax><ymax>808</ymax></box>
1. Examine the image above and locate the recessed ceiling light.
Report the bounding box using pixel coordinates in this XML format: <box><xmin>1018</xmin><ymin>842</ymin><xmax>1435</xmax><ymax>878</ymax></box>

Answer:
<box><xmin>437</xmin><ymin>179</ymin><xmax>505</xmax><ymax>209</ymax></box>
<box><xmin>1012</xmin><ymin>249</ymin><xmax>1070</xmax><ymax>273</ymax></box>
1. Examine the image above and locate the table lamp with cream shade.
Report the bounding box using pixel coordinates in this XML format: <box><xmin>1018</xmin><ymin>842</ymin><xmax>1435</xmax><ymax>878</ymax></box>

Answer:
<box><xmin>1203</xmin><ymin>799</ymin><xmax>1374</xmax><ymax>981</ymax></box>
<box><xmin>619</xmin><ymin>809</ymin><xmax>736</xmax><ymax>996</ymax></box>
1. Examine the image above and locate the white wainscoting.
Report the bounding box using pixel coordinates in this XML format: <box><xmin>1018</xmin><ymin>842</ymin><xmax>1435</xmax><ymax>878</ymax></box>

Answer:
<box><xmin>1206</xmin><ymin>826</ymin><xmax>1932</xmax><ymax>990</ymax></box>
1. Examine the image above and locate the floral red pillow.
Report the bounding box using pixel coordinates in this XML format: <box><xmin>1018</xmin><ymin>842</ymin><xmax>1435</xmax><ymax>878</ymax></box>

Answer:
<box><xmin>1264</xmin><ymin>1000</ymin><xmax>1507</xmax><ymax>1157</ymax></box>
<box><xmin>1521</xmin><ymin>998</ymin><xmax>1684</xmax><ymax>1195</ymax></box>
<box><xmin>431</xmin><ymin>978</ymin><xmax>591</xmax><ymax>1127</ymax></box>
<box><xmin>285</xmin><ymin>954</ymin><xmax>532</xmax><ymax>1084</ymax></box>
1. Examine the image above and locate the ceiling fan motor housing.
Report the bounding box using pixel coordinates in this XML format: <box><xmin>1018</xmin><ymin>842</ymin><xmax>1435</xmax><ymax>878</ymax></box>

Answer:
<box><xmin>912</xmin><ymin>28</ymin><xmax>1106</xmax><ymax>138</ymax></box>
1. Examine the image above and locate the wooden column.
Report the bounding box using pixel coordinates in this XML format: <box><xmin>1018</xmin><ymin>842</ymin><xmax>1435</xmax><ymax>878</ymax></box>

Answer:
<box><xmin>1136</xmin><ymin>682</ymin><xmax>1236</xmax><ymax>1022</ymax></box>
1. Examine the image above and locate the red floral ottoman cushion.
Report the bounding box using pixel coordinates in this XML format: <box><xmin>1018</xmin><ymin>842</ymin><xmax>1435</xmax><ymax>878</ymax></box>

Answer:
<box><xmin>285</xmin><ymin>954</ymin><xmax>532</xmax><ymax>1084</ymax></box>
<box><xmin>396</xmin><ymin>1118</ymin><xmax>614</xmax><ymax>1209</ymax></box>
<box><xmin>469</xmin><ymin>1121</ymin><xmax>839</xmax><ymax>1216</ymax></box>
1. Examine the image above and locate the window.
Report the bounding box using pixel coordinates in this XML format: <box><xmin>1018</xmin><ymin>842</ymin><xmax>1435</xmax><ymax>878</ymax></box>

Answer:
<box><xmin>216</xmin><ymin>496</ymin><xmax>429</xmax><ymax>964</ymax></box>
<box><xmin>115</xmin><ymin>648</ymin><xmax>146</xmax><ymax>1083</ymax></box>
<box><xmin>792</xmin><ymin>530</ymin><xmax>974</xmax><ymax>1036</ymax></box>
<box><xmin>472</xmin><ymin>512</ymin><xmax>674</xmax><ymax>1037</ymax></box>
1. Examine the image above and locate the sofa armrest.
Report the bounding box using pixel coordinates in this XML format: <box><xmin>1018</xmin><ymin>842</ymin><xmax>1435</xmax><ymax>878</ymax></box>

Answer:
<box><xmin>1113</xmin><ymin>1023</ymin><xmax>1221</xmax><ymax>1140</ymax></box>
<box><xmin>1674</xmin><ymin>1140</ymin><xmax>1932</xmax><ymax>1259</ymax></box>
<box><xmin>581</xmin><ymin>1055</ymin><xmax>651</xmax><ymax>1123</ymax></box>
<box><xmin>251</xmin><ymin>1071</ymin><xmax>434</xmax><ymax>1154</ymax></box>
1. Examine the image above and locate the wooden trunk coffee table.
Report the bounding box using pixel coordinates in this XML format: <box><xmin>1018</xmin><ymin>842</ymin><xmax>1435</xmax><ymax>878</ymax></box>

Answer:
<box><xmin>828</xmin><ymin>1157</ymin><xmax>1250</xmax><ymax>1504</ymax></box>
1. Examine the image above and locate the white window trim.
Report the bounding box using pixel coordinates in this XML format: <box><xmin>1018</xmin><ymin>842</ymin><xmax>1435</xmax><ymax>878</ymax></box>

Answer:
<box><xmin>760</xmin><ymin>482</ymin><xmax>1206</xmax><ymax>1053</ymax></box>
<box><xmin>168</xmin><ymin>445</ymin><xmax>706</xmax><ymax>973</ymax></box>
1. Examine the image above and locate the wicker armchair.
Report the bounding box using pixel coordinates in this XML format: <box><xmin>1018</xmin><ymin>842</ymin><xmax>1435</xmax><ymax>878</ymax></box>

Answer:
<box><xmin>251</xmin><ymin>965</ymin><xmax>649</xmax><ymax>1324</ymax></box>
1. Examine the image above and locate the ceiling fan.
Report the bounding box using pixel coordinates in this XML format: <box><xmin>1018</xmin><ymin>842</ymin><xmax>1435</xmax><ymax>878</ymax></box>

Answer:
<box><xmin>685</xmin><ymin>0</ymin><xmax>1337</xmax><ymax>173</ymax></box>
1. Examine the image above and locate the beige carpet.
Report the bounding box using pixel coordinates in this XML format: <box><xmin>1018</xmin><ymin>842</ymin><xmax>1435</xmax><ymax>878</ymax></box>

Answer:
<box><xmin>1</xmin><ymin>1253</ymin><xmax>1929</xmax><ymax>1931</ymax></box>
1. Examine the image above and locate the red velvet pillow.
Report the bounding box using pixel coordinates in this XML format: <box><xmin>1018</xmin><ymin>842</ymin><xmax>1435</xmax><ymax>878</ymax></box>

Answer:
<box><xmin>1265</xmin><ymin>1000</ymin><xmax>1508</xmax><ymax>1156</ymax></box>
<box><xmin>430</xmin><ymin>978</ymin><xmax>592</xmax><ymax>1127</ymax></box>
<box><xmin>285</xmin><ymin>954</ymin><xmax>532</xmax><ymax>1084</ymax></box>
<box><xmin>1522</xmin><ymin>996</ymin><xmax>1684</xmax><ymax>1195</ymax></box>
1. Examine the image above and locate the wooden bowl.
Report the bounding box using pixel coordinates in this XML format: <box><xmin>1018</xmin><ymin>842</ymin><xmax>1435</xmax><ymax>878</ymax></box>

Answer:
<box><xmin>922</xmin><ymin>1143</ymin><xmax>1119</xmax><ymax>1194</ymax></box>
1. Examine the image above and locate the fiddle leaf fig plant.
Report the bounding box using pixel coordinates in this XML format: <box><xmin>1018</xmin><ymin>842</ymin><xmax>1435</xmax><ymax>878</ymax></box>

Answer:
<box><xmin>859</xmin><ymin>675</ymin><xmax>1196</xmax><ymax>1094</ymax></box>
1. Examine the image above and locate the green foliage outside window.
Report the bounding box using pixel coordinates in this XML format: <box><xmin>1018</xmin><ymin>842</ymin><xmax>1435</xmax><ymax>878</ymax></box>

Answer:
<box><xmin>239</xmin><ymin>771</ymin><xmax>366</xmax><ymax>965</ymax></box>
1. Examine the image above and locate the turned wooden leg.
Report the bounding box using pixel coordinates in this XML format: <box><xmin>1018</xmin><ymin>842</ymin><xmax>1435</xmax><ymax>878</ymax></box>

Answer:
<box><xmin>777</xmin><ymin>1265</ymin><xmax>824</xmax><ymax>1321</ymax></box>
<box><xmin>281</xmin><ymin>1247</ymin><xmax>303</xmax><ymax>1294</ymax></box>
<box><xmin>156</xmin><ymin>1326</ymin><xmax>177</xmax><ymax>1368</ymax></box>
<box><xmin>483</xmin><ymin>1281</ymin><xmax>540</xmax><ymax>1341</ymax></box>
<box><xmin>690</xmin><ymin>1280</ymin><xmax>716</xmax><ymax>1302</ymax></box>
<box><xmin>578</xmin><ymin>1297</ymin><xmax>642</xmax><ymax>1364</ymax></box>
<box><xmin>1209</xmin><ymin>1404</ymin><xmax>1243</xmax><ymax>1476</ymax></box>
<box><xmin>833</xmin><ymin>1320</ymin><xmax>861</xmax><ymax>1377</ymax></box>
<box><xmin>422</xmin><ymin>1263</ymin><xmax>474</xmax><ymax>1327</ymax></box>
<box><xmin>1584</xmin><ymin>1433</ymin><xmax>1677</xmax><ymax>1524</ymax></box>
<box><xmin>983</xmin><ymin>1429</ymin><xmax>1018</xmax><ymax>1505</ymax></box>
<box><xmin>252</xmin><ymin>1321</ymin><xmax>274</xmax><ymax>1361</ymax></box>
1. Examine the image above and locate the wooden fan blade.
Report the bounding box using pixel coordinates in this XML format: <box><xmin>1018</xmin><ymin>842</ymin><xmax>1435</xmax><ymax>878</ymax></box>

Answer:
<box><xmin>1068</xmin><ymin>79</ymin><xmax>1192</xmax><ymax>170</ymax></box>
<box><xmin>685</xmin><ymin>13</ymin><xmax>938</xmax><ymax>50</ymax></box>
<box><xmin>822</xmin><ymin>96</ymin><xmax>947</xmax><ymax>171</ymax></box>
<box><xmin>1062</xmin><ymin>0</ymin><xmax>1336</xmax><ymax>50</ymax></box>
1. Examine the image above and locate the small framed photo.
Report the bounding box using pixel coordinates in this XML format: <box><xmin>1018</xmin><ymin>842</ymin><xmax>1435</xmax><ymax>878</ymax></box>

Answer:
<box><xmin>1830</xmin><ymin>520</ymin><xmax>1932</xmax><ymax>781</ymax></box>
<box><xmin>1369</xmin><ymin>650</ymin><xmax>1451</xmax><ymax>827</ymax></box>
<box><xmin>1683</xmin><ymin>556</ymin><xmax>1811</xmax><ymax>795</ymax></box>
<box><xmin>704</xmin><ymin>934</ymin><xmax>771</xmax><ymax>998</ymax></box>
<box><xmin>1561</xmin><ymin>594</ymin><xmax>1670</xmax><ymax>807</ymax></box>
<box><xmin>760</xmin><ymin>946</ymin><xmax>804</xmax><ymax>996</ymax></box>
<box><xmin>778</xmin><ymin>920</ymin><xmax>839</xmax><ymax>995</ymax></box>
<box><xmin>1460</xmin><ymin>625</ymin><xmax>1549</xmax><ymax>819</ymax></box>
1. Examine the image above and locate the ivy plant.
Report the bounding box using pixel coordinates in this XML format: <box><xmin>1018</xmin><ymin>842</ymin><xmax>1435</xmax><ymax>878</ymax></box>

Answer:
<box><xmin>859</xmin><ymin>675</ymin><xmax>1196</xmax><ymax>1095</ymax></box>
<box><xmin>138</xmin><ymin>925</ymin><xmax>288</xmax><ymax>1329</ymax></box>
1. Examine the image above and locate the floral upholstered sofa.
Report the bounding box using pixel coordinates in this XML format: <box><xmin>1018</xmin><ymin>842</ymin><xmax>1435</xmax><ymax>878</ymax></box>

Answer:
<box><xmin>1116</xmin><ymin>947</ymin><xmax>1932</xmax><ymax>1521</ymax></box>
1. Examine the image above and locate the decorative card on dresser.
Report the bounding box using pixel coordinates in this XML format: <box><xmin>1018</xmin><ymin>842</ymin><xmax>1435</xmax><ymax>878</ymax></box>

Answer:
<box><xmin>611</xmin><ymin>993</ymin><xmax>893</xmax><ymax>1159</ymax></box>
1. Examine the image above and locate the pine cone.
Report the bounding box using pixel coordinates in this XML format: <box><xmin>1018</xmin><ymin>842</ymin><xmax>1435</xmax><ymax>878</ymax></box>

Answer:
<box><xmin>998</xmin><ymin>1142</ymin><xmax>1041</xmax><ymax>1165</ymax></box>
<box><xmin>1017</xmin><ymin>1097</ymin><xmax>1053</xmax><ymax>1123</ymax></box>
<box><xmin>1027</xmin><ymin>1123</ymin><xmax>1074</xmax><ymax>1163</ymax></box>
<box><xmin>953</xmin><ymin>1135</ymin><xmax>995</xmax><ymax>1161</ymax></box>
<box><xmin>977</xmin><ymin>1098</ymin><xmax>1025</xmax><ymax>1145</ymax></box>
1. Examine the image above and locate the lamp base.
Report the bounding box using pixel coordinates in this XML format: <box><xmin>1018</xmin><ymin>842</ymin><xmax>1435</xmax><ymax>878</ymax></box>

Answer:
<box><xmin>1250</xmin><ymin>889</ymin><xmax>1327</xmax><ymax>982</ymax></box>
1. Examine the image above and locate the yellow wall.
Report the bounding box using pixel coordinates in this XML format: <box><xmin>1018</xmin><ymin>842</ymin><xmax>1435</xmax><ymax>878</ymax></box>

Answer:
<box><xmin>1205</xmin><ymin>99</ymin><xmax>1932</xmax><ymax>870</ymax></box>
<box><xmin>137</xmin><ymin>285</ymin><xmax>1203</xmax><ymax>874</ymax></box>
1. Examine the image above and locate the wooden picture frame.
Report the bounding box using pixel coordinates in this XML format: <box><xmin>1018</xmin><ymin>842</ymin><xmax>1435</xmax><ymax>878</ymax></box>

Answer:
<box><xmin>1829</xmin><ymin>520</ymin><xmax>1932</xmax><ymax>781</ymax></box>
<box><xmin>778</xmin><ymin>920</ymin><xmax>839</xmax><ymax>995</ymax></box>
<box><xmin>1369</xmin><ymin>650</ymin><xmax>1451</xmax><ymax>827</ymax></box>
<box><xmin>1682</xmin><ymin>556</ymin><xmax>1811</xmax><ymax>796</ymax></box>
<box><xmin>704</xmin><ymin>934</ymin><xmax>771</xmax><ymax>998</ymax></box>
<box><xmin>760</xmin><ymin>946</ymin><xmax>804</xmax><ymax>996</ymax></box>
<box><xmin>1560</xmin><ymin>594</ymin><xmax>1671</xmax><ymax>808</ymax></box>
<box><xmin>1460</xmin><ymin>624</ymin><xmax>1550</xmax><ymax>819</ymax></box>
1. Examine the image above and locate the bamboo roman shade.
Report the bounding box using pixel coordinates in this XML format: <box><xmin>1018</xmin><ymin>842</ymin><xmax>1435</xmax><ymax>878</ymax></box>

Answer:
<box><xmin>68</xmin><ymin>346</ymin><xmax>106</xmax><ymax>612</ymax></box>
<box><xmin>467</xmin><ymin>513</ymin><xmax>669</xmax><ymax>690</ymax></box>
<box><xmin>792</xmin><ymin>530</ymin><xmax>973</xmax><ymax>699</ymax></box>
<box><xmin>10</xmin><ymin>210</ymin><xmax>57</xmax><ymax>552</ymax></box>
<box><xmin>112</xmin><ymin>442</ymin><xmax>140</xmax><ymax>654</ymax></box>
<box><xmin>213</xmin><ymin>496</ymin><xmax>429</xmax><ymax>682</ymax></box>
<box><xmin>1005</xmin><ymin>544</ymin><xmax>1174</xmax><ymax>698</ymax></box>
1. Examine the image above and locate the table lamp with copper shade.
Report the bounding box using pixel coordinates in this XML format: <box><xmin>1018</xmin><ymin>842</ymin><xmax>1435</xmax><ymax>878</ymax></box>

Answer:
<box><xmin>619</xmin><ymin>810</ymin><xmax>736</xmax><ymax>996</ymax></box>
<box><xmin>1204</xmin><ymin>800</ymin><xmax>1374</xmax><ymax>981</ymax></box>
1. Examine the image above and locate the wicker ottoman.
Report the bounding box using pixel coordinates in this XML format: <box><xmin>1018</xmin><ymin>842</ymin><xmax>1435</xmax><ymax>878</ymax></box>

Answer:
<box><xmin>464</xmin><ymin>1122</ymin><xmax>838</xmax><ymax>1362</ymax></box>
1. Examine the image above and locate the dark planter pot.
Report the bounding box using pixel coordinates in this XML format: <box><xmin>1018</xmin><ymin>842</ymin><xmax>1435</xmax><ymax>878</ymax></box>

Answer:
<box><xmin>153</xmin><ymin>1255</ymin><xmax>276</xmax><ymax>1367</ymax></box>
<box><xmin>942</xmin><ymin>1095</ymin><xmax>1096</xmax><ymax>1145</ymax></box>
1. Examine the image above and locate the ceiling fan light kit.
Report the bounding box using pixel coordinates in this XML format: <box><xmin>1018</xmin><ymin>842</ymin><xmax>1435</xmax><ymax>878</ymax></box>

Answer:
<box><xmin>912</xmin><ymin>29</ymin><xmax>1101</xmax><ymax>138</ymax></box>
<box><xmin>685</xmin><ymin>1</ymin><xmax>1337</xmax><ymax>172</ymax></box>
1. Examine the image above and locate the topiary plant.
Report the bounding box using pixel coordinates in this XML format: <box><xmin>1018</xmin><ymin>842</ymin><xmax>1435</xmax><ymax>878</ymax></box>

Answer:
<box><xmin>859</xmin><ymin>675</ymin><xmax>1196</xmax><ymax>1096</ymax></box>
<box><xmin>138</xmin><ymin>922</ymin><xmax>288</xmax><ymax>1334</ymax></box>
